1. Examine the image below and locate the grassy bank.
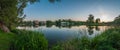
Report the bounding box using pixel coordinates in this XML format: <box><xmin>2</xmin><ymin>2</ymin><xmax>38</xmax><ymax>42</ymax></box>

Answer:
<box><xmin>10</xmin><ymin>30</ymin><xmax>48</xmax><ymax>50</ymax></box>
<box><xmin>0</xmin><ymin>29</ymin><xmax>48</xmax><ymax>50</ymax></box>
<box><xmin>0</xmin><ymin>31</ymin><xmax>15</xmax><ymax>50</ymax></box>
<box><xmin>0</xmin><ymin>27</ymin><xmax>120</xmax><ymax>50</ymax></box>
<box><xmin>51</xmin><ymin>28</ymin><xmax>120</xmax><ymax>50</ymax></box>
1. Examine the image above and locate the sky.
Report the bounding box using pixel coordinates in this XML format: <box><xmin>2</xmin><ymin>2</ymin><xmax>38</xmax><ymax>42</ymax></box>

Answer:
<box><xmin>24</xmin><ymin>0</ymin><xmax>120</xmax><ymax>22</ymax></box>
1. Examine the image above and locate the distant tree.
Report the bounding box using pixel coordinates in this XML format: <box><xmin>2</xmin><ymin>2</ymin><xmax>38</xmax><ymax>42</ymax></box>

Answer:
<box><xmin>46</xmin><ymin>20</ymin><xmax>53</xmax><ymax>27</ymax></box>
<box><xmin>87</xmin><ymin>14</ymin><xmax>94</xmax><ymax>24</ymax></box>
<box><xmin>68</xmin><ymin>19</ymin><xmax>72</xmax><ymax>23</ymax></box>
<box><xmin>55</xmin><ymin>19</ymin><xmax>61</xmax><ymax>26</ymax></box>
<box><xmin>114</xmin><ymin>15</ymin><xmax>120</xmax><ymax>24</ymax></box>
<box><xmin>96</xmin><ymin>18</ymin><xmax>100</xmax><ymax>23</ymax></box>
<box><xmin>20</xmin><ymin>21</ymin><xmax>33</xmax><ymax>26</ymax></box>
<box><xmin>0</xmin><ymin>0</ymin><xmax>60</xmax><ymax>32</ymax></box>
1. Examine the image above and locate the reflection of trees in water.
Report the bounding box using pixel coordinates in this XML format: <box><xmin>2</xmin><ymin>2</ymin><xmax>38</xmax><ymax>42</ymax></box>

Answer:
<box><xmin>46</xmin><ymin>24</ymin><xmax>52</xmax><ymax>28</ymax></box>
<box><xmin>77</xmin><ymin>26</ymin><xmax>101</xmax><ymax>37</ymax></box>
<box><xmin>61</xmin><ymin>25</ymin><xmax>72</xmax><ymax>28</ymax></box>
<box><xmin>87</xmin><ymin>26</ymin><xmax>94</xmax><ymax>35</ymax></box>
<box><xmin>55</xmin><ymin>25</ymin><xmax>72</xmax><ymax>29</ymax></box>
<box><xmin>56</xmin><ymin>25</ymin><xmax>61</xmax><ymax>29</ymax></box>
<box><xmin>32</xmin><ymin>24</ymin><xmax>101</xmax><ymax>36</ymax></box>
<box><xmin>87</xmin><ymin>26</ymin><xmax>100</xmax><ymax>35</ymax></box>
<box><xmin>95</xmin><ymin>26</ymin><xmax>100</xmax><ymax>31</ymax></box>
<box><xmin>33</xmin><ymin>25</ymin><xmax>39</xmax><ymax>28</ymax></box>
<box><xmin>77</xmin><ymin>29</ymin><xmax>88</xmax><ymax>38</ymax></box>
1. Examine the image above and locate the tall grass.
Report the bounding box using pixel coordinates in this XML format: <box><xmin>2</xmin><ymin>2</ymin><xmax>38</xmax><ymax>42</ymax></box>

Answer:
<box><xmin>51</xmin><ymin>28</ymin><xmax>120</xmax><ymax>50</ymax></box>
<box><xmin>0</xmin><ymin>30</ymin><xmax>15</xmax><ymax>50</ymax></box>
<box><xmin>10</xmin><ymin>30</ymin><xmax>48</xmax><ymax>50</ymax></box>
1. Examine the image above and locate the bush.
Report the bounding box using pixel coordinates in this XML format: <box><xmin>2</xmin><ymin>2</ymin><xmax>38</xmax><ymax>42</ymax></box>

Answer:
<box><xmin>11</xmin><ymin>30</ymin><xmax>48</xmax><ymax>50</ymax></box>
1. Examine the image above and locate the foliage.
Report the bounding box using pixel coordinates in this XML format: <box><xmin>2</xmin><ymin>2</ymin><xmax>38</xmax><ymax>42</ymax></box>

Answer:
<box><xmin>11</xmin><ymin>30</ymin><xmax>48</xmax><ymax>50</ymax></box>
<box><xmin>0</xmin><ymin>30</ymin><xmax>15</xmax><ymax>50</ymax></box>
<box><xmin>0</xmin><ymin>0</ymin><xmax>60</xmax><ymax>32</ymax></box>
<box><xmin>96</xmin><ymin>18</ymin><xmax>100</xmax><ymax>23</ymax></box>
<box><xmin>0</xmin><ymin>0</ymin><xmax>18</xmax><ymax>30</ymax></box>
<box><xmin>51</xmin><ymin>27</ymin><xmax>120</xmax><ymax>50</ymax></box>
<box><xmin>87</xmin><ymin>14</ymin><xmax>94</xmax><ymax>24</ymax></box>
<box><xmin>46</xmin><ymin>20</ymin><xmax>54</xmax><ymax>27</ymax></box>
<box><xmin>114</xmin><ymin>15</ymin><xmax>120</xmax><ymax>25</ymax></box>
<box><xmin>20</xmin><ymin>21</ymin><xmax>33</xmax><ymax>26</ymax></box>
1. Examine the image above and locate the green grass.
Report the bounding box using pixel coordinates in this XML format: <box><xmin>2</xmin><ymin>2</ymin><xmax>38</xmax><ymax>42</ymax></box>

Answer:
<box><xmin>11</xmin><ymin>29</ymin><xmax>48</xmax><ymax>50</ymax></box>
<box><xmin>91</xmin><ymin>28</ymin><xmax>120</xmax><ymax>50</ymax></box>
<box><xmin>0</xmin><ymin>31</ymin><xmax>15</xmax><ymax>50</ymax></box>
<box><xmin>0</xmin><ymin>29</ymin><xmax>48</xmax><ymax>50</ymax></box>
<box><xmin>0</xmin><ymin>27</ymin><xmax>120</xmax><ymax>50</ymax></box>
<box><xmin>51</xmin><ymin>27</ymin><xmax>120</xmax><ymax>50</ymax></box>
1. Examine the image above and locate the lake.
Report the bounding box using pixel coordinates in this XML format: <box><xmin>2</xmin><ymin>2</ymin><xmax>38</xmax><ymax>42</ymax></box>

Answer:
<box><xmin>17</xmin><ymin>25</ymin><xmax>112</xmax><ymax>46</ymax></box>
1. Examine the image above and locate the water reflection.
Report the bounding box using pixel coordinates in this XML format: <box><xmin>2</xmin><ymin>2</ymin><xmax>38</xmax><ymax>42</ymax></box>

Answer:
<box><xmin>95</xmin><ymin>26</ymin><xmax>100</xmax><ymax>31</ymax></box>
<box><xmin>17</xmin><ymin>25</ymin><xmax>112</xmax><ymax>46</ymax></box>
<box><xmin>87</xmin><ymin>26</ymin><xmax>94</xmax><ymax>35</ymax></box>
<box><xmin>86</xmin><ymin>26</ymin><xmax>100</xmax><ymax>35</ymax></box>
<box><xmin>17</xmin><ymin>25</ymin><xmax>110</xmax><ymax>37</ymax></box>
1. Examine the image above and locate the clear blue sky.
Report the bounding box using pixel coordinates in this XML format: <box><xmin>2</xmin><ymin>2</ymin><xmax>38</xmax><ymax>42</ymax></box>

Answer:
<box><xmin>24</xmin><ymin>0</ymin><xmax>120</xmax><ymax>22</ymax></box>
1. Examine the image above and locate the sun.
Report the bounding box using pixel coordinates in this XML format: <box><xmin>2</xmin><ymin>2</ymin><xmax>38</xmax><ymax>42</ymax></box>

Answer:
<box><xmin>97</xmin><ymin>5</ymin><xmax>111</xmax><ymax>22</ymax></box>
<box><xmin>100</xmin><ymin>14</ymin><xmax>109</xmax><ymax>22</ymax></box>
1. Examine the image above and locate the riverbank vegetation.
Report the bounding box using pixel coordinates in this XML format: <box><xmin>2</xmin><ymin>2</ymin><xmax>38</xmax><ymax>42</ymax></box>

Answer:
<box><xmin>0</xmin><ymin>0</ymin><xmax>59</xmax><ymax>49</ymax></box>
<box><xmin>0</xmin><ymin>0</ymin><xmax>120</xmax><ymax>50</ymax></box>
<box><xmin>0</xmin><ymin>31</ymin><xmax>15</xmax><ymax>50</ymax></box>
<box><xmin>0</xmin><ymin>29</ymin><xmax>48</xmax><ymax>50</ymax></box>
<box><xmin>10</xmin><ymin>30</ymin><xmax>48</xmax><ymax>50</ymax></box>
<box><xmin>51</xmin><ymin>27</ymin><xmax>120</xmax><ymax>50</ymax></box>
<box><xmin>20</xmin><ymin>14</ymin><xmax>120</xmax><ymax>28</ymax></box>
<box><xmin>1</xmin><ymin>27</ymin><xmax>120</xmax><ymax>50</ymax></box>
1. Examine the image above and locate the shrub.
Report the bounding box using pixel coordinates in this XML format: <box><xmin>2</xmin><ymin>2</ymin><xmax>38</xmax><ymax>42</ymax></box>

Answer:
<box><xmin>11</xmin><ymin>30</ymin><xmax>48</xmax><ymax>50</ymax></box>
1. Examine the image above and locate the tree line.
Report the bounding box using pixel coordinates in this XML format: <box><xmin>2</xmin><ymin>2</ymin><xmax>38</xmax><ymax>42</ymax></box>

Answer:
<box><xmin>0</xmin><ymin>0</ymin><xmax>60</xmax><ymax>32</ymax></box>
<box><xmin>20</xmin><ymin>14</ymin><xmax>120</xmax><ymax>27</ymax></box>
<box><xmin>0</xmin><ymin>0</ymin><xmax>120</xmax><ymax>32</ymax></box>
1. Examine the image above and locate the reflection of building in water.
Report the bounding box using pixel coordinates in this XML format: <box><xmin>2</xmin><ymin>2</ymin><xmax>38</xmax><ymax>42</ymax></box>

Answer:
<box><xmin>61</xmin><ymin>22</ymin><xmax>70</xmax><ymax>26</ymax></box>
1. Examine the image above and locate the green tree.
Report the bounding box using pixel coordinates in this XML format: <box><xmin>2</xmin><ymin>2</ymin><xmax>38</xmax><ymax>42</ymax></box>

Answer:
<box><xmin>0</xmin><ymin>0</ymin><xmax>60</xmax><ymax>32</ymax></box>
<box><xmin>0</xmin><ymin>0</ymin><xmax>17</xmax><ymax>32</ymax></box>
<box><xmin>87</xmin><ymin>14</ymin><xmax>94</xmax><ymax>24</ymax></box>
<box><xmin>68</xmin><ymin>19</ymin><xmax>72</xmax><ymax>24</ymax></box>
<box><xmin>55</xmin><ymin>19</ymin><xmax>61</xmax><ymax>26</ymax></box>
<box><xmin>96</xmin><ymin>18</ymin><xmax>100</xmax><ymax>23</ymax></box>
<box><xmin>114</xmin><ymin>15</ymin><xmax>120</xmax><ymax>25</ymax></box>
<box><xmin>46</xmin><ymin>20</ymin><xmax>53</xmax><ymax>27</ymax></box>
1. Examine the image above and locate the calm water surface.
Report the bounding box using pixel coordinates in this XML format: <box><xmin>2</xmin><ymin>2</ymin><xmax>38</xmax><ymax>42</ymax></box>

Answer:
<box><xmin>17</xmin><ymin>25</ymin><xmax>112</xmax><ymax>46</ymax></box>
